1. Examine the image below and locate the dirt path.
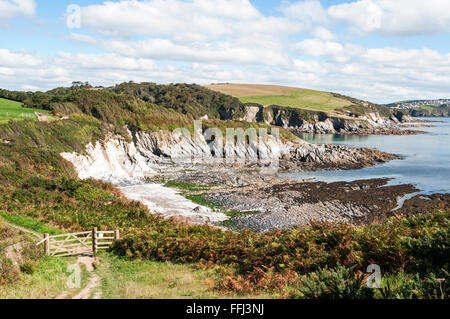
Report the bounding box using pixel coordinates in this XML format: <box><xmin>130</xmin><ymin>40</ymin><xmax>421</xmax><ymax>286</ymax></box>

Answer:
<box><xmin>57</xmin><ymin>255</ymin><xmax>102</xmax><ymax>299</ymax></box>
<box><xmin>3</xmin><ymin>221</ymin><xmax>43</xmax><ymax>239</ymax></box>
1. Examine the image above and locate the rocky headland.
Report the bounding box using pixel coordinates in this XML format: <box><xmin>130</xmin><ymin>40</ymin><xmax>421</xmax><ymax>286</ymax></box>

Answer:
<box><xmin>241</xmin><ymin>105</ymin><xmax>425</xmax><ymax>135</ymax></box>
<box><xmin>58</xmin><ymin>126</ymin><xmax>413</xmax><ymax>226</ymax></box>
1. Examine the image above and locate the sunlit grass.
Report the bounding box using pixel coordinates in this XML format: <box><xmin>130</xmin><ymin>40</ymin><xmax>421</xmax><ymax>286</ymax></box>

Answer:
<box><xmin>0</xmin><ymin>98</ymin><xmax>49</xmax><ymax>122</ymax></box>
<box><xmin>97</xmin><ymin>252</ymin><xmax>275</xmax><ymax>299</ymax></box>
<box><xmin>239</xmin><ymin>89</ymin><xmax>351</xmax><ymax>111</ymax></box>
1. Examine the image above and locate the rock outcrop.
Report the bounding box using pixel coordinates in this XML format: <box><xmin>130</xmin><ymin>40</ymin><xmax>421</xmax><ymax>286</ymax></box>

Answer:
<box><xmin>241</xmin><ymin>105</ymin><xmax>416</xmax><ymax>135</ymax></box>
<box><xmin>61</xmin><ymin>127</ymin><xmax>398</xmax><ymax>185</ymax></box>
<box><xmin>203</xmin><ymin>179</ymin><xmax>418</xmax><ymax>231</ymax></box>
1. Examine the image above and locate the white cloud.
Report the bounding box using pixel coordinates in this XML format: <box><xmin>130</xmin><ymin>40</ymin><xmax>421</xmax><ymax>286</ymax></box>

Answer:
<box><xmin>296</xmin><ymin>39</ymin><xmax>344</xmax><ymax>57</ymax></box>
<box><xmin>328</xmin><ymin>0</ymin><xmax>450</xmax><ymax>36</ymax></box>
<box><xmin>71</xmin><ymin>0</ymin><xmax>306</xmax><ymax>67</ymax></box>
<box><xmin>2</xmin><ymin>45</ymin><xmax>450</xmax><ymax>103</ymax></box>
<box><xmin>0</xmin><ymin>0</ymin><xmax>35</xmax><ymax>23</ymax></box>
<box><xmin>2</xmin><ymin>0</ymin><xmax>450</xmax><ymax>104</ymax></box>
<box><xmin>281</xmin><ymin>0</ymin><xmax>329</xmax><ymax>25</ymax></box>
<box><xmin>312</xmin><ymin>26</ymin><xmax>336</xmax><ymax>40</ymax></box>
<box><xmin>290</xmin><ymin>41</ymin><xmax>450</xmax><ymax>101</ymax></box>
<box><xmin>101</xmin><ymin>37</ymin><xmax>290</xmax><ymax>66</ymax></box>
<box><xmin>80</xmin><ymin>0</ymin><xmax>299</xmax><ymax>40</ymax></box>
<box><xmin>0</xmin><ymin>48</ymin><xmax>41</xmax><ymax>66</ymax></box>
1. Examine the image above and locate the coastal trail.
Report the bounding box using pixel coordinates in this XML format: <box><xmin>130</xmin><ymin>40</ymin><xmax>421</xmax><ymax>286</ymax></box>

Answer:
<box><xmin>3</xmin><ymin>221</ymin><xmax>43</xmax><ymax>239</ymax></box>
<box><xmin>57</xmin><ymin>255</ymin><xmax>103</xmax><ymax>299</ymax></box>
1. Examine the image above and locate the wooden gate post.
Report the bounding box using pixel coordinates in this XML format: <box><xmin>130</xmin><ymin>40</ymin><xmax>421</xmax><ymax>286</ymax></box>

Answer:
<box><xmin>92</xmin><ymin>227</ymin><xmax>98</xmax><ymax>256</ymax></box>
<box><xmin>44</xmin><ymin>233</ymin><xmax>50</xmax><ymax>256</ymax></box>
<box><xmin>114</xmin><ymin>230</ymin><xmax>120</xmax><ymax>241</ymax></box>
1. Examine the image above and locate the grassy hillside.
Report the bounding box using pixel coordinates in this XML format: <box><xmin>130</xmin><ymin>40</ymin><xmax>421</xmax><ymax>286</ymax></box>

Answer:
<box><xmin>0</xmin><ymin>98</ymin><xmax>49</xmax><ymax>123</ymax></box>
<box><xmin>205</xmin><ymin>84</ymin><xmax>352</xmax><ymax>112</ymax></box>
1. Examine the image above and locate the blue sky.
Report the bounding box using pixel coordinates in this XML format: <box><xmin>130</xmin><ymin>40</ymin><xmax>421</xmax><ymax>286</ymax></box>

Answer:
<box><xmin>1</xmin><ymin>0</ymin><xmax>450</xmax><ymax>103</ymax></box>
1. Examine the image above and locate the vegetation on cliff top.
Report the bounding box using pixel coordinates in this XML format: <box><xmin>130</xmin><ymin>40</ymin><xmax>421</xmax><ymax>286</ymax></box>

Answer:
<box><xmin>0</xmin><ymin>82</ymin><xmax>246</xmax><ymax>122</ymax></box>
<box><xmin>205</xmin><ymin>83</ymin><xmax>393</xmax><ymax>118</ymax></box>
<box><xmin>241</xmin><ymin>89</ymin><xmax>351</xmax><ymax>111</ymax></box>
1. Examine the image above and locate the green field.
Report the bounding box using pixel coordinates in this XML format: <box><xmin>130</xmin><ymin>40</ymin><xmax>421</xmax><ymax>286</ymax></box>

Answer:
<box><xmin>418</xmin><ymin>105</ymin><xmax>436</xmax><ymax>110</ymax></box>
<box><xmin>239</xmin><ymin>89</ymin><xmax>351</xmax><ymax>111</ymax></box>
<box><xmin>0</xmin><ymin>98</ymin><xmax>49</xmax><ymax>123</ymax></box>
<box><xmin>205</xmin><ymin>84</ymin><xmax>352</xmax><ymax>112</ymax></box>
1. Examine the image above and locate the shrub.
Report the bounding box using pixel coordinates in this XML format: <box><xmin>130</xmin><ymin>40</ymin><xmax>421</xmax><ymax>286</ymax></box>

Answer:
<box><xmin>0</xmin><ymin>257</ymin><xmax>19</xmax><ymax>285</ymax></box>
<box><xmin>290</xmin><ymin>265</ymin><xmax>374</xmax><ymax>299</ymax></box>
<box><xmin>20</xmin><ymin>260</ymin><xmax>37</xmax><ymax>275</ymax></box>
<box><xmin>403</xmin><ymin>227</ymin><xmax>450</xmax><ymax>276</ymax></box>
<box><xmin>215</xmin><ymin>267</ymin><xmax>298</xmax><ymax>296</ymax></box>
<box><xmin>381</xmin><ymin>273</ymin><xmax>448</xmax><ymax>299</ymax></box>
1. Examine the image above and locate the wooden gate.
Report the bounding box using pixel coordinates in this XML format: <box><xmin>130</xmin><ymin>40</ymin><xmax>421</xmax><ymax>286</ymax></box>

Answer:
<box><xmin>36</xmin><ymin>227</ymin><xmax>119</xmax><ymax>257</ymax></box>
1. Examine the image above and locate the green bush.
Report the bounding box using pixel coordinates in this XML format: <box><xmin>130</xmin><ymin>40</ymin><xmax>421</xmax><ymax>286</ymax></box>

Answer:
<box><xmin>290</xmin><ymin>265</ymin><xmax>374</xmax><ymax>299</ymax></box>
<box><xmin>381</xmin><ymin>273</ymin><xmax>448</xmax><ymax>299</ymax></box>
<box><xmin>403</xmin><ymin>227</ymin><xmax>450</xmax><ymax>276</ymax></box>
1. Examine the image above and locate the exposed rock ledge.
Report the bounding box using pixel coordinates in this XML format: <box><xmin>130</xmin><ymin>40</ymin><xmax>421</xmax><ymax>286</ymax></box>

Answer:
<box><xmin>61</xmin><ymin>128</ymin><xmax>398</xmax><ymax>185</ymax></box>
<box><xmin>242</xmin><ymin>105</ymin><xmax>423</xmax><ymax>135</ymax></box>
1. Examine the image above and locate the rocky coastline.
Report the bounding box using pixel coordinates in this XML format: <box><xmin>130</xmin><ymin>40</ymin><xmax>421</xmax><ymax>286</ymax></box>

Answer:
<box><xmin>60</xmin><ymin>126</ymin><xmax>447</xmax><ymax>229</ymax></box>
<box><xmin>241</xmin><ymin>104</ymin><xmax>426</xmax><ymax>135</ymax></box>
<box><xmin>202</xmin><ymin>178</ymin><xmax>418</xmax><ymax>230</ymax></box>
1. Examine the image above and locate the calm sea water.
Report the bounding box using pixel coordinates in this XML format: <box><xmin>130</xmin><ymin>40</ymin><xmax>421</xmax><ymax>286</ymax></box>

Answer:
<box><xmin>287</xmin><ymin>118</ymin><xmax>450</xmax><ymax>194</ymax></box>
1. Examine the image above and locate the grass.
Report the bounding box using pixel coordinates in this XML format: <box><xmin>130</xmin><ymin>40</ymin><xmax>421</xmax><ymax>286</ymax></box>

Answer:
<box><xmin>185</xmin><ymin>194</ymin><xmax>219</xmax><ymax>209</ymax></box>
<box><xmin>164</xmin><ymin>181</ymin><xmax>212</xmax><ymax>192</ymax></box>
<box><xmin>0</xmin><ymin>214</ymin><xmax>92</xmax><ymax>299</ymax></box>
<box><xmin>418</xmin><ymin>105</ymin><xmax>436</xmax><ymax>110</ymax></box>
<box><xmin>0</xmin><ymin>98</ymin><xmax>49</xmax><ymax>123</ymax></box>
<box><xmin>96</xmin><ymin>252</ymin><xmax>274</xmax><ymax>299</ymax></box>
<box><xmin>0</xmin><ymin>212</ymin><xmax>64</xmax><ymax>236</ymax></box>
<box><xmin>205</xmin><ymin>84</ymin><xmax>351</xmax><ymax>112</ymax></box>
<box><xmin>0</xmin><ymin>255</ymin><xmax>91</xmax><ymax>299</ymax></box>
<box><xmin>240</xmin><ymin>89</ymin><xmax>351</xmax><ymax>111</ymax></box>
<box><xmin>223</xmin><ymin>210</ymin><xmax>258</xmax><ymax>218</ymax></box>
<box><xmin>164</xmin><ymin>181</ymin><xmax>262</xmax><ymax>218</ymax></box>
<box><xmin>164</xmin><ymin>181</ymin><xmax>219</xmax><ymax>209</ymax></box>
<box><xmin>165</xmin><ymin>182</ymin><xmax>260</xmax><ymax>220</ymax></box>
<box><xmin>204</xmin><ymin>84</ymin><xmax>301</xmax><ymax>97</ymax></box>
<box><xmin>0</xmin><ymin>216</ymin><xmax>89</xmax><ymax>299</ymax></box>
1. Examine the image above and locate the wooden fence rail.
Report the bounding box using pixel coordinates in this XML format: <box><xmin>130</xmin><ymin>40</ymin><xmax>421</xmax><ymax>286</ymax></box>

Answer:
<box><xmin>36</xmin><ymin>228</ymin><xmax>119</xmax><ymax>257</ymax></box>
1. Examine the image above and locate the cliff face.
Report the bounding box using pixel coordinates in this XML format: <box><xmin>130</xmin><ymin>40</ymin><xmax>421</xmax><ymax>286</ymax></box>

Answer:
<box><xmin>242</xmin><ymin>105</ymin><xmax>406</xmax><ymax>134</ymax></box>
<box><xmin>60</xmin><ymin>128</ymin><xmax>293</xmax><ymax>184</ymax></box>
<box><xmin>408</xmin><ymin>108</ymin><xmax>450</xmax><ymax>117</ymax></box>
<box><xmin>61</xmin><ymin>127</ymin><xmax>397</xmax><ymax>185</ymax></box>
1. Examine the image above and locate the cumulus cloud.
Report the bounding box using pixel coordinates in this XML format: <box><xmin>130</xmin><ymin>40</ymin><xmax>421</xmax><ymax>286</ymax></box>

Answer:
<box><xmin>70</xmin><ymin>0</ymin><xmax>307</xmax><ymax>66</ymax></box>
<box><xmin>296</xmin><ymin>39</ymin><xmax>344</xmax><ymax>57</ymax></box>
<box><xmin>69</xmin><ymin>34</ymin><xmax>291</xmax><ymax>66</ymax></box>
<box><xmin>0</xmin><ymin>48</ymin><xmax>41</xmax><ymax>66</ymax></box>
<box><xmin>328</xmin><ymin>0</ymin><xmax>450</xmax><ymax>36</ymax></box>
<box><xmin>312</xmin><ymin>26</ymin><xmax>336</xmax><ymax>40</ymax></box>
<box><xmin>281</xmin><ymin>0</ymin><xmax>329</xmax><ymax>25</ymax></box>
<box><xmin>291</xmin><ymin>40</ymin><xmax>450</xmax><ymax>101</ymax></box>
<box><xmin>2</xmin><ymin>44</ymin><xmax>450</xmax><ymax>104</ymax></box>
<box><xmin>0</xmin><ymin>0</ymin><xmax>35</xmax><ymax>23</ymax></box>
<box><xmin>79</xmin><ymin>0</ymin><xmax>300</xmax><ymax>40</ymax></box>
<box><xmin>2</xmin><ymin>0</ymin><xmax>450</xmax><ymax>104</ymax></box>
